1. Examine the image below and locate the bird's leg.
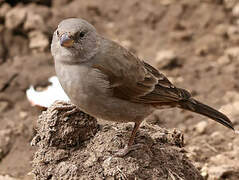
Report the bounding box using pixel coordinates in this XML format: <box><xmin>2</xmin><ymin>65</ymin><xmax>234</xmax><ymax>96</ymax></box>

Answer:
<box><xmin>115</xmin><ymin>121</ymin><xmax>144</xmax><ymax>157</ymax></box>
<box><xmin>128</xmin><ymin>121</ymin><xmax>141</xmax><ymax>146</ymax></box>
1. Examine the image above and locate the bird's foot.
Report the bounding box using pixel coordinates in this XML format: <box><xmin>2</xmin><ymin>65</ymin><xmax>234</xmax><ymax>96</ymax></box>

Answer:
<box><xmin>114</xmin><ymin>144</ymin><xmax>145</xmax><ymax>157</ymax></box>
<box><xmin>52</xmin><ymin>100</ymin><xmax>79</xmax><ymax>117</ymax></box>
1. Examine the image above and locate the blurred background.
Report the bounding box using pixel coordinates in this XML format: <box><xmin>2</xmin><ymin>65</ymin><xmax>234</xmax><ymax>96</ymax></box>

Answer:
<box><xmin>0</xmin><ymin>0</ymin><xmax>239</xmax><ymax>179</ymax></box>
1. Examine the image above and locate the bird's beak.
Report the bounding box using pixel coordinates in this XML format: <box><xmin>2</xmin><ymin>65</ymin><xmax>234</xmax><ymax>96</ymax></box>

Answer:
<box><xmin>60</xmin><ymin>33</ymin><xmax>74</xmax><ymax>48</ymax></box>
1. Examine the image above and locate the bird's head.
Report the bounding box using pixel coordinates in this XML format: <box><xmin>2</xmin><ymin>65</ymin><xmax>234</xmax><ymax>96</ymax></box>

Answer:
<box><xmin>51</xmin><ymin>18</ymin><xmax>99</xmax><ymax>63</ymax></box>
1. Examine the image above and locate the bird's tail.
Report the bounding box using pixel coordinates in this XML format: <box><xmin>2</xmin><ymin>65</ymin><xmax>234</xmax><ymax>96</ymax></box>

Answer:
<box><xmin>178</xmin><ymin>98</ymin><xmax>234</xmax><ymax>130</ymax></box>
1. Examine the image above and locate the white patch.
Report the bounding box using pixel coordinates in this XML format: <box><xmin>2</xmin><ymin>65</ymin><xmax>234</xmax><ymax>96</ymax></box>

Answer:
<box><xmin>26</xmin><ymin>76</ymin><xmax>70</xmax><ymax>108</ymax></box>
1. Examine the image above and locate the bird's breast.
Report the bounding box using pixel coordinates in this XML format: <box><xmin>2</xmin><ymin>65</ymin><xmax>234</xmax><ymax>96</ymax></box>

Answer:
<box><xmin>55</xmin><ymin>62</ymin><xmax>110</xmax><ymax>110</ymax></box>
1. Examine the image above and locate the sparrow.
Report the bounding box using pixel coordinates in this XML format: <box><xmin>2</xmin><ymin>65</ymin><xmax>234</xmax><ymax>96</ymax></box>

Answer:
<box><xmin>51</xmin><ymin>18</ymin><xmax>234</xmax><ymax>156</ymax></box>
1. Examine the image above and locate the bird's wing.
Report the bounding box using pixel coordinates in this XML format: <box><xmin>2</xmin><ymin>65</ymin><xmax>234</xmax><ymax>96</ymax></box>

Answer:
<box><xmin>92</xmin><ymin>39</ymin><xmax>191</xmax><ymax>104</ymax></box>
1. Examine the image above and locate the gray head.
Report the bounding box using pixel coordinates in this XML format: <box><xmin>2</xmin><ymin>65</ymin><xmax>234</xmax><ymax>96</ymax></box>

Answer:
<box><xmin>51</xmin><ymin>18</ymin><xmax>99</xmax><ymax>63</ymax></box>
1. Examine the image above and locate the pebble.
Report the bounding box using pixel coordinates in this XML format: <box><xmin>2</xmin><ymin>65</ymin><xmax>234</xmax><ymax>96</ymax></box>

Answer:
<box><xmin>225</xmin><ymin>47</ymin><xmax>239</xmax><ymax>59</ymax></box>
<box><xmin>28</xmin><ymin>31</ymin><xmax>49</xmax><ymax>51</ymax></box>
<box><xmin>194</xmin><ymin>121</ymin><xmax>208</xmax><ymax>134</ymax></box>
<box><xmin>220</xmin><ymin>101</ymin><xmax>239</xmax><ymax>123</ymax></box>
<box><xmin>217</xmin><ymin>55</ymin><xmax>230</xmax><ymax>65</ymax></box>
<box><xmin>5</xmin><ymin>6</ymin><xmax>27</xmax><ymax>30</ymax></box>
<box><xmin>207</xmin><ymin>165</ymin><xmax>235</xmax><ymax>180</ymax></box>
<box><xmin>223</xmin><ymin>91</ymin><xmax>239</xmax><ymax>102</ymax></box>
<box><xmin>24</xmin><ymin>11</ymin><xmax>45</xmax><ymax>31</ymax></box>
<box><xmin>0</xmin><ymin>101</ymin><xmax>9</xmax><ymax>112</ymax></box>
<box><xmin>0</xmin><ymin>129</ymin><xmax>12</xmax><ymax>160</ymax></box>
<box><xmin>0</xmin><ymin>175</ymin><xmax>19</xmax><ymax>180</ymax></box>
<box><xmin>0</xmin><ymin>3</ymin><xmax>11</xmax><ymax>18</ymax></box>
<box><xmin>155</xmin><ymin>50</ymin><xmax>177</xmax><ymax>69</ymax></box>
<box><xmin>232</xmin><ymin>3</ymin><xmax>239</xmax><ymax>17</ymax></box>
<box><xmin>223</xmin><ymin>0</ymin><xmax>237</xmax><ymax>10</ymax></box>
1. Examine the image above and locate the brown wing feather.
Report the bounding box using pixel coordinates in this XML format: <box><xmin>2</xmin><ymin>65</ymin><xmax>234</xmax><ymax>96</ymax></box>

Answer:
<box><xmin>136</xmin><ymin>62</ymin><xmax>191</xmax><ymax>103</ymax></box>
<box><xmin>92</xmin><ymin>38</ymin><xmax>191</xmax><ymax>104</ymax></box>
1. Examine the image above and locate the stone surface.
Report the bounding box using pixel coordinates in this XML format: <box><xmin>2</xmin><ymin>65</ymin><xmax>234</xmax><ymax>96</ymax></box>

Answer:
<box><xmin>225</xmin><ymin>47</ymin><xmax>239</xmax><ymax>59</ymax></box>
<box><xmin>5</xmin><ymin>6</ymin><xmax>27</xmax><ymax>30</ymax></box>
<box><xmin>0</xmin><ymin>129</ymin><xmax>12</xmax><ymax>160</ymax></box>
<box><xmin>194</xmin><ymin>121</ymin><xmax>208</xmax><ymax>134</ymax></box>
<box><xmin>24</xmin><ymin>11</ymin><xmax>45</xmax><ymax>31</ymax></box>
<box><xmin>232</xmin><ymin>3</ymin><xmax>239</xmax><ymax>17</ymax></box>
<box><xmin>28</xmin><ymin>31</ymin><xmax>49</xmax><ymax>51</ymax></box>
<box><xmin>155</xmin><ymin>50</ymin><xmax>180</xmax><ymax>69</ymax></box>
<box><xmin>0</xmin><ymin>3</ymin><xmax>11</xmax><ymax>18</ymax></box>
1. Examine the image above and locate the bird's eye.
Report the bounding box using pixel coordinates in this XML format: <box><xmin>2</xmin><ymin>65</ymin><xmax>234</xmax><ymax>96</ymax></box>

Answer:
<box><xmin>79</xmin><ymin>31</ymin><xmax>85</xmax><ymax>38</ymax></box>
<box><xmin>56</xmin><ymin>30</ymin><xmax>60</xmax><ymax>37</ymax></box>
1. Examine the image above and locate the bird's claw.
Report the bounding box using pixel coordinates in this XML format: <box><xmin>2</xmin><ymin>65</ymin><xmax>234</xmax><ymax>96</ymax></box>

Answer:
<box><xmin>52</xmin><ymin>100</ymin><xmax>79</xmax><ymax>118</ymax></box>
<box><xmin>114</xmin><ymin>144</ymin><xmax>145</xmax><ymax>157</ymax></box>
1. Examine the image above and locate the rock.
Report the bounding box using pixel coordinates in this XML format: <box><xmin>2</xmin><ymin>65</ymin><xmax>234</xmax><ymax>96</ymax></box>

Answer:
<box><xmin>0</xmin><ymin>26</ymin><xmax>5</xmax><ymax>64</ymax></box>
<box><xmin>217</xmin><ymin>55</ymin><xmax>231</xmax><ymax>65</ymax></box>
<box><xmin>170</xmin><ymin>30</ymin><xmax>193</xmax><ymax>41</ymax></box>
<box><xmin>195</xmin><ymin>45</ymin><xmax>210</xmax><ymax>56</ymax></box>
<box><xmin>226</xmin><ymin>26</ymin><xmax>239</xmax><ymax>43</ymax></box>
<box><xmin>0</xmin><ymin>175</ymin><xmax>19</xmax><ymax>180</ymax></box>
<box><xmin>0</xmin><ymin>129</ymin><xmax>12</xmax><ymax>160</ymax></box>
<box><xmin>223</xmin><ymin>0</ymin><xmax>237</xmax><ymax>10</ymax></box>
<box><xmin>200</xmin><ymin>165</ymin><xmax>209</xmax><ymax>179</ymax></box>
<box><xmin>150</xmin><ymin>128</ymin><xmax>184</xmax><ymax>147</ymax></box>
<box><xmin>210</xmin><ymin>131</ymin><xmax>224</xmax><ymax>139</ymax></box>
<box><xmin>232</xmin><ymin>3</ymin><xmax>239</xmax><ymax>17</ymax></box>
<box><xmin>24</xmin><ymin>11</ymin><xmax>45</xmax><ymax>31</ymax></box>
<box><xmin>223</xmin><ymin>91</ymin><xmax>239</xmax><ymax>102</ymax></box>
<box><xmin>210</xmin><ymin>131</ymin><xmax>226</xmax><ymax>145</ymax></box>
<box><xmin>32</xmin><ymin>101</ymin><xmax>203</xmax><ymax>180</ymax></box>
<box><xmin>19</xmin><ymin>111</ymin><xmax>28</xmax><ymax>119</ymax></box>
<box><xmin>194</xmin><ymin>121</ymin><xmax>208</xmax><ymax>134</ymax></box>
<box><xmin>225</xmin><ymin>47</ymin><xmax>239</xmax><ymax>59</ymax></box>
<box><xmin>155</xmin><ymin>50</ymin><xmax>180</xmax><ymax>69</ymax></box>
<box><xmin>213</xmin><ymin>24</ymin><xmax>228</xmax><ymax>36</ymax></box>
<box><xmin>0</xmin><ymin>28</ymin><xmax>29</xmax><ymax>58</ymax></box>
<box><xmin>186</xmin><ymin>145</ymin><xmax>202</xmax><ymax>161</ymax></box>
<box><xmin>156</xmin><ymin>50</ymin><xmax>176</xmax><ymax>63</ymax></box>
<box><xmin>227</xmin><ymin>26</ymin><xmax>239</xmax><ymax>36</ymax></box>
<box><xmin>207</xmin><ymin>165</ymin><xmax>236</xmax><ymax>180</ymax></box>
<box><xmin>159</xmin><ymin>0</ymin><xmax>177</xmax><ymax>5</ymax></box>
<box><xmin>200</xmin><ymin>164</ymin><xmax>238</xmax><ymax>180</ymax></box>
<box><xmin>0</xmin><ymin>3</ymin><xmax>11</xmax><ymax>18</ymax></box>
<box><xmin>28</xmin><ymin>31</ymin><xmax>49</xmax><ymax>51</ymax></box>
<box><xmin>83</xmin><ymin>152</ymin><xmax>98</xmax><ymax>168</ymax></box>
<box><xmin>209</xmin><ymin>154</ymin><xmax>235</xmax><ymax>165</ymax></box>
<box><xmin>220</xmin><ymin>101</ymin><xmax>239</xmax><ymax>124</ymax></box>
<box><xmin>0</xmin><ymin>100</ymin><xmax>10</xmax><ymax>112</ymax></box>
<box><xmin>25</xmin><ymin>4</ymin><xmax>51</xmax><ymax>21</ymax></box>
<box><xmin>5</xmin><ymin>6</ymin><xmax>27</xmax><ymax>30</ymax></box>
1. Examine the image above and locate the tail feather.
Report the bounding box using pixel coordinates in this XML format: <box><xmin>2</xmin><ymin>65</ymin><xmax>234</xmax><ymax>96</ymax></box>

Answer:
<box><xmin>179</xmin><ymin>98</ymin><xmax>234</xmax><ymax>130</ymax></box>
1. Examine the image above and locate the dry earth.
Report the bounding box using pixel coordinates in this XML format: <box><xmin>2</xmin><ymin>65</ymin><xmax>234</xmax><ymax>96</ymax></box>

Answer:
<box><xmin>0</xmin><ymin>0</ymin><xmax>239</xmax><ymax>179</ymax></box>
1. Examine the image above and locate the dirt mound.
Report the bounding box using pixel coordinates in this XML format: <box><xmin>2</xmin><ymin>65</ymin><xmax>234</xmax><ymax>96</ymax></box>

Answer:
<box><xmin>31</xmin><ymin>101</ymin><xmax>202</xmax><ymax>180</ymax></box>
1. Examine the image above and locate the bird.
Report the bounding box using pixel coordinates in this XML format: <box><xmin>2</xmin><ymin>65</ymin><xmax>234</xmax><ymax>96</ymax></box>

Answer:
<box><xmin>51</xmin><ymin>18</ymin><xmax>234</xmax><ymax>156</ymax></box>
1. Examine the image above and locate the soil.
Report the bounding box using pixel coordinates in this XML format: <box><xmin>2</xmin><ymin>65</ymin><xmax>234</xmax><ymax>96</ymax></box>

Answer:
<box><xmin>31</xmin><ymin>101</ymin><xmax>202</xmax><ymax>180</ymax></box>
<box><xmin>0</xmin><ymin>0</ymin><xmax>239</xmax><ymax>179</ymax></box>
